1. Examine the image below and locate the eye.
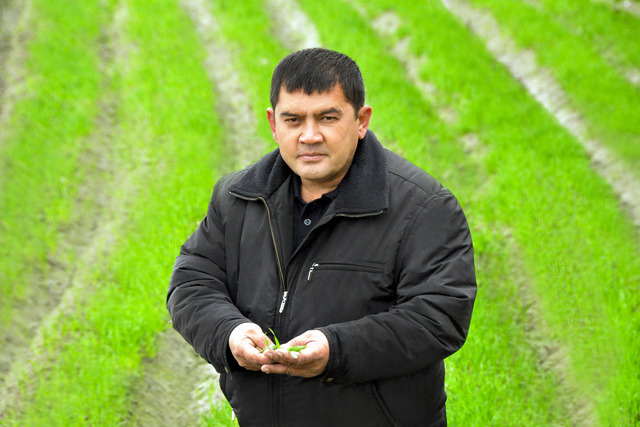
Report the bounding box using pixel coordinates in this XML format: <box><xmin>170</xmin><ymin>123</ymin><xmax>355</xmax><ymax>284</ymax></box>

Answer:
<box><xmin>322</xmin><ymin>116</ymin><xmax>337</xmax><ymax>121</ymax></box>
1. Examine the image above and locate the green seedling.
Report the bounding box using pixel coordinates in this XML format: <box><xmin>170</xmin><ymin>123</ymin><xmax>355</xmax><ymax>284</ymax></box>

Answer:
<box><xmin>261</xmin><ymin>328</ymin><xmax>306</xmax><ymax>358</ymax></box>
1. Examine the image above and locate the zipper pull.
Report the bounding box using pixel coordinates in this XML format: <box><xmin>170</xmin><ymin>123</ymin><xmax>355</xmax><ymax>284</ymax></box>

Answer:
<box><xmin>307</xmin><ymin>263</ymin><xmax>319</xmax><ymax>281</ymax></box>
<box><xmin>279</xmin><ymin>291</ymin><xmax>289</xmax><ymax>313</ymax></box>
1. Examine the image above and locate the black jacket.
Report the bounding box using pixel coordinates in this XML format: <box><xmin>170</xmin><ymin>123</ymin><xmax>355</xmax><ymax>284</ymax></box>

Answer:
<box><xmin>168</xmin><ymin>131</ymin><xmax>476</xmax><ymax>426</ymax></box>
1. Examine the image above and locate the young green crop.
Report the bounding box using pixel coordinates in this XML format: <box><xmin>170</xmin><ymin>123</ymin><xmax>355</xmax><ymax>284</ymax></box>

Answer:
<box><xmin>262</xmin><ymin>328</ymin><xmax>307</xmax><ymax>358</ymax></box>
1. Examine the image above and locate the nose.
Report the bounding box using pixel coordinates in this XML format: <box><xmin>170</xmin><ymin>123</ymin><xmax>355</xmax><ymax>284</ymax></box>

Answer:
<box><xmin>299</xmin><ymin>120</ymin><xmax>323</xmax><ymax>144</ymax></box>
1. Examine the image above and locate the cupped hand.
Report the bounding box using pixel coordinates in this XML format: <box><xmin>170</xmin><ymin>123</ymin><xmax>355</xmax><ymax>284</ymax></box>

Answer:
<box><xmin>228</xmin><ymin>322</ymin><xmax>273</xmax><ymax>371</ymax></box>
<box><xmin>261</xmin><ymin>330</ymin><xmax>329</xmax><ymax>378</ymax></box>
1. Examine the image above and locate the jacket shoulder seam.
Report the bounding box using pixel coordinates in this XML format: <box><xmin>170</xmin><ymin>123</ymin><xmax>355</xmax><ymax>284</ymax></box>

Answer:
<box><xmin>387</xmin><ymin>169</ymin><xmax>448</xmax><ymax>200</ymax></box>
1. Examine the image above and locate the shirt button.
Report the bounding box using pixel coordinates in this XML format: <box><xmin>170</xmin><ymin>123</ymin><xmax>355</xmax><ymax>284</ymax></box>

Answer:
<box><xmin>303</xmin><ymin>218</ymin><xmax>312</xmax><ymax>226</ymax></box>
<box><xmin>326</xmin><ymin>377</ymin><xmax>334</xmax><ymax>383</ymax></box>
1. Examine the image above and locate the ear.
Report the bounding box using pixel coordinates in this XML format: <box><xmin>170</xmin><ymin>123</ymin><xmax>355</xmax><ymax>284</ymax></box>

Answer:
<box><xmin>266</xmin><ymin>108</ymin><xmax>278</xmax><ymax>143</ymax></box>
<box><xmin>357</xmin><ymin>105</ymin><xmax>372</xmax><ymax>140</ymax></box>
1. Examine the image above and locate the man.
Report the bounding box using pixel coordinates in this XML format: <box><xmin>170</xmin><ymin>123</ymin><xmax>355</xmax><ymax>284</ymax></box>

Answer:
<box><xmin>168</xmin><ymin>48</ymin><xmax>476</xmax><ymax>426</ymax></box>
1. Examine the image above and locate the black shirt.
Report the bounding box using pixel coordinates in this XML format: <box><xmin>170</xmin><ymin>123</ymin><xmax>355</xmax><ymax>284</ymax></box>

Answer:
<box><xmin>292</xmin><ymin>176</ymin><xmax>339</xmax><ymax>249</ymax></box>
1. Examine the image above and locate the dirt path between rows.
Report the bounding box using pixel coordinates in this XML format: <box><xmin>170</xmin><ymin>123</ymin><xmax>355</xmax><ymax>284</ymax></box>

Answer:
<box><xmin>264</xmin><ymin>0</ymin><xmax>320</xmax><ymax>51</ymax></box>
<box><xmin>595</xmin><ymin>0</ymin><xmax>640</xmax><ymax>18</ymax></box>
<box><xmin>0</xmin><ymin>0</ymin><xmax>30</xmax><ymax>155</ymax></box>
<box><xmin>0</xmin><ymin>0</ymin><xmax>138</xmax><ymax>419</ymax></box>
<box><xmin>364</xmin><ymin>6</ymin><xmax>589</xmax><ymax>424</ymax></box>
<box><xmin>438</xmin><ymin>0</ymin><xmax>640</xmax><ymax>424</ymax></box>
<box><xmin>441</xmin><ymin>0</ymin><xmax>640</xmax><ymax>232</ymax></box>
<box><xmin>126</xmin><ymin>1</ymin><xmax>267</xmax><ymax>424</ymax></box>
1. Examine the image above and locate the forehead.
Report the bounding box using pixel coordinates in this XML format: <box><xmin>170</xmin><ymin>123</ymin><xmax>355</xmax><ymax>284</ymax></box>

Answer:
<box><xmin>275</xmin><ymin>84</ymin><xmax>352</xmax><ymax>114</ymax></box>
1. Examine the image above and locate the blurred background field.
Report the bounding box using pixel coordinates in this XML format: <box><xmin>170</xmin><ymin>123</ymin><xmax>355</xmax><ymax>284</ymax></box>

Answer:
<box><xmin>0</xmin><ymin>0</ymin><xmax>639</xmax><ymax>425</ymax></box>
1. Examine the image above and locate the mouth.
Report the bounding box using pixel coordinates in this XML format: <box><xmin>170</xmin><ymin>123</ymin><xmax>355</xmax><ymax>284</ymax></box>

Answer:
<box><xmin>298</xmin><ymin>152</ymin><xmax>326</xmax><ymax>161</ymax></box>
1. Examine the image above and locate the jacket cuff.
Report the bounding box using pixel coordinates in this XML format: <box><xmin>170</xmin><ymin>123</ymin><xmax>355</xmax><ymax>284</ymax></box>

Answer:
<box><xmin>316</xmin><ymin>327</ymin><xmax>349</xmax><ymax>384</ymax></box>
<box><xmin>215</xmin><ymin>319</ymin><xmax>250</xmax><ymax>374</ymax></box>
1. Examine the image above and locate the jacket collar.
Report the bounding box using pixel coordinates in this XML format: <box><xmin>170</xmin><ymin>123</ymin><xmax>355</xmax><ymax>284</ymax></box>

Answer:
<box><xmin>229</xmin><ymin>130</ymin><xmax>389</xmax><ymax>215</ymax></box>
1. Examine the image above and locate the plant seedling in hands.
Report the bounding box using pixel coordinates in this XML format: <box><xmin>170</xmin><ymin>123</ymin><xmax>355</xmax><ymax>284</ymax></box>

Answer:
<box><xmin>262</xmin><ymin>328</ymin><xmax>306</xmax><ymax>358</ymax></box>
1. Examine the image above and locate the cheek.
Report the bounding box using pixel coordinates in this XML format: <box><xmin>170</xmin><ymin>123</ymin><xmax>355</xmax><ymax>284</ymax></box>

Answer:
<box><xmin>277</xmin><ymin>138</ymin><xmax>297</xmax><ymax>160</ymax></box>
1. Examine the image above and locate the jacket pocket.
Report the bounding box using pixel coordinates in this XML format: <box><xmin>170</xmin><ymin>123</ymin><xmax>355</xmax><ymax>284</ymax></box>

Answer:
<box><xmin>291</xmin><ymin>260</ymin><xmax>392</xmax><ymax>327</ymax></box>
<box><xmin>306</xmin><ymin>261</ymin><xmax>384</xmax><ymax>282</ymax></box>
<box><xmin>369</xmin><ymin>382</ymin><xmax>400</xmax><ymax>427</ymax></box>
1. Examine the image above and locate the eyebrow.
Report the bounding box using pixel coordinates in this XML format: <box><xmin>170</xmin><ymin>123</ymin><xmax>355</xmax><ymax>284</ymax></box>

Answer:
<box><xmin>319</xmin><ymin>108</ymin><xmax>342</xmax><ymax>116</ymax></box>
<box><xmin>279</xmin><ymin>108</ymin><xmax>343</xmax><ymax>118</ymax></box>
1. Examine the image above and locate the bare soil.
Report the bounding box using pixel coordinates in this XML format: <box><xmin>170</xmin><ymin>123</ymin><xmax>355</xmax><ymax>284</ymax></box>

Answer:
<box><xmin>595</xmin><ymin>0</ymin><xmax>640</xmax><ymax>18</ymax></box>
<box><xmin>125</xmin><ymin>1</ymin><xmax>271</xmax><ymax>423</ymax></box>
<box><xmin>370</xmin><ymin>10</ymin><xmax>456</xmax><ymax>124</ymax></box>
<box><xmin>441</xmin><ymin>0</ymin><xmax>640</xmax><ymax>231</ymax></box>
<box><xmin>180</xmin><ymin>0</ymin><xmax>264</xmax><ymax>172</ymax></box>
<box><xmin>127</xmin><ymin>329</ymin><xmax>223</xmax><ymax>426</ymax></box>
<box><xmin>0</xmin><ymin>0</ymin><xmax>134</xmax><ymax>418</ymax></box>
<box><xmin>0</xmin><ymin>0</ymin><xmax>30</xmax><ymax>148</ymax></box>
<box><xmin>264</xmin><ymin>0</ymin><xmax>321</xmax><ymax>51</ymax></box>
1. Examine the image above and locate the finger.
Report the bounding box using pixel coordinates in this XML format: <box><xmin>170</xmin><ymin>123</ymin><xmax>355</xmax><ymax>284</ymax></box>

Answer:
<box><xmin>239</xmin><ymin>345</ymin><xmax>273</xmax><ymax>368</ymax></box>
<box><xmin>261</xmin><ymin>363</ymin><xmax>294</xmax><ymax>376</ymax></box>
<box><xmin>261</xmin><ymin>362</ymin><xmax>320</xmax><ymax>378</ymax></box>
<box><xmin>265</xmin><ymin>348</ymin><xmax>304</xmax><ymax>365</ymax></box>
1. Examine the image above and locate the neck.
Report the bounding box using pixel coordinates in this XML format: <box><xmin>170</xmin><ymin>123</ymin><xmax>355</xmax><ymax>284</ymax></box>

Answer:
<box><xmin>299</xmin><ymin>177</ymin><xmax>342</xmax><ymax>203</ymax></box>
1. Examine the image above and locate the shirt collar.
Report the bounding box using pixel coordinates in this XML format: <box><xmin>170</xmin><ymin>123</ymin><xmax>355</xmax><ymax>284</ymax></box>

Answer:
<box><xmin>292</xmin><ymin>174</ymin><xmax>340</xmax><ymax>205</ymax></box>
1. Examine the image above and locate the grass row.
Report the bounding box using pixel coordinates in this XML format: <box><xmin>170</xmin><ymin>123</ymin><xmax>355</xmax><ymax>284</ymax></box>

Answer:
<box><xmin>6</xmin><ymin>0</ymin><xmax>232</xmax><ymax>424</ymax></box>
<box><xmin>539</xmin><ymin>0</ymin><xmax>640</xmax><ymax>76</ymax></box>
<box><xmin>344</xmin><ymin>0</ymin><xmax>640</xmax><ymax>423</ymax></box>
<box><xmin>0</xmin><ymin>0</ymin><xmax>105</xmax><ymax>327</ymax></box>
<box><xmin>467</xmin><ymin>0</ymin><xmax>640</xmax><ymax>180</ymax></box>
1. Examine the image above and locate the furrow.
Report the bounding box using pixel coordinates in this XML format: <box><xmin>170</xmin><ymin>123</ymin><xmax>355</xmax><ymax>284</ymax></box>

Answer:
<box><xmin>127</xmin><ymin>329</ymin><xmax>223</xmax><ymax>426</ymax></box>
<box><xmin>594</xmin><ymin>0</ymin><xmax>640</xmax><ymax>18</ymax></box>
<box><xmin>126</xmin><ymin>1</ymin><xmax>267</xmax><ymax>424</ymax></box>
<box><xmin>263</xmin><ymin>0</ymin><xmax>321</xmax><ymax>51</ymax></box>
<box><xmin>0</xmin><ymin>0</ymin><xmax>31</xmax><ymax>157</ymax></box>
<box><xmin>602</xmin><ymin>51</ymin><xmax>640</xmax><ymax>90</ymax></box>
<box><xmin>0</xmin><ymin>0</ymin><xmax>34</xmax><ymax>377</ymax></box>
<box><xmin>180</xmin><ymin>0</ymin><xmax>264</xmax><ymax>172</ymax></box>
<box><xmin>0</xmin><ymin>0</ymin><xmax>135</xmax><ymax>419</ymax></box>
<box><xmin>441</xmin><ymin>0</ymin><xmax>640</xmax><ymax>230</ymax></box>
<box><xmin>507</xmin><ymin>240</ymin><xmax>597</xmax><ymax>426</ymax></box>
<box><xmin>368</xmin><ymin>12</ymin><xmax>580</xmax><ymax>418</ymax></box>
<box><xmin>369</xmin><ymin>10</ymin><xmax>456</xmax><ymax>124</ymax></box>
<box><xmin>623</xmin><ymin>67</ymin><xmax>640</xmax><ymax>87</ymax></box>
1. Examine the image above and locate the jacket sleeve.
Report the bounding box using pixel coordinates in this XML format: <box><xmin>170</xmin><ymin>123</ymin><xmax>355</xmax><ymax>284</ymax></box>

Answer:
<box><xmin>318</xmin><ymin>191</ymin><xmax>476</xmax><ymax>384</ymax></box>
<box><xmin>167</xmin><ymin>182</ymin><xmax>250</xmax><ymax>374</ymax></box>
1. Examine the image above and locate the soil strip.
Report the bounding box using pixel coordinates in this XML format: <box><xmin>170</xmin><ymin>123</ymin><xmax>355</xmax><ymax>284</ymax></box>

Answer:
<box><xmin>128</xmin><ymin>329</ymin><xmax>224</xmax><ymax>426</ymax></box>
<box><xmin>441</xmin><ymin>0</ymin><xmax>640</xmax><ymax>230</ymax></box>
<box><xmin>0</xmin><ymin>0</ymin><xmax>135</xmax><ymax>419</ymax></box>
<box><xmin>366</xmin><ymin>3</ymin><xmax>596</xmax><ymax>425</ymax></box>
<box><xmin>0</xmin><ymin>0</ymin><xmax>31</xmax><ymax>152</ymax></box>
<box><xmin>504</xmin><ymin>235</ymin><xmax>594</xmax><ymax>426</ymax></box>
<box><xmin>125</xmin><ymin>1</ymin><xmax>267</xmax><ymax>425</ymax></box>
<box><xmin>263</xmin><ymin>0</ymin><xmax>321</xmax><ymax>51</ymax></box>
<box><xmin>181</xmin><ymin>0</ymin><xmax>264</xmax><ymax>172</ymax></box>
<box><xmin>370</xmin><ymin>10</ymin><xmax>457</xmax><ymax>124</ymax></box>
<box><xmin>594</xmin><ymin>0</ymin><xmax>640</xmax><ymax>18</ymax></box>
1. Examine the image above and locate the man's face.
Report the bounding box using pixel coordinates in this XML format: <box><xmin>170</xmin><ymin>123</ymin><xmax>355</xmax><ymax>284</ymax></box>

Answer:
<box><xmin>267</xmin><ymin>83</ymin><xmax>372</xmax><ymax>193</ymax></box>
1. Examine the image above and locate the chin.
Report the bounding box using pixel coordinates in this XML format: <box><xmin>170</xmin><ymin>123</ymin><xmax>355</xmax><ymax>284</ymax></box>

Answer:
<box><xmin>295</xmin><ymin>164</ymin><xmax>327</xmax><ymax>180</ymax></box>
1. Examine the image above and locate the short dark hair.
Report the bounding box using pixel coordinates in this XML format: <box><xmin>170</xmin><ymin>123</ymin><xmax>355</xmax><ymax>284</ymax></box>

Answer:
<box><xmin>270</xmin><ymin>48</ymin><xmax>365</xmax><ymax>117</ymax></box>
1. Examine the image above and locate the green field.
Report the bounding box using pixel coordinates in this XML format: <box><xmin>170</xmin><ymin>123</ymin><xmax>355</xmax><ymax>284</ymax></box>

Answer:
<box><xmin>1</xmin><ymin>0</ymin><xmax>639</xmax><ymax>425</ymax></box>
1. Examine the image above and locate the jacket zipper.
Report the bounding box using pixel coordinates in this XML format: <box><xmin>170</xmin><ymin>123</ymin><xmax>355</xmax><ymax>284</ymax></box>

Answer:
<box><xmin>229</xmin><ymin>192</ymin><xmax>288</xmax><ymax>313</ymax></box>
<box><xmin>307</xmin><ymin>262</ymin><xmax>384</xmax><ymax>281</ymax></box>
<box><xmin>230</xmin><ymin>191</ymin><xmax>286</xmax><ymax>427</ymax></box>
